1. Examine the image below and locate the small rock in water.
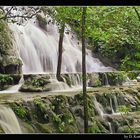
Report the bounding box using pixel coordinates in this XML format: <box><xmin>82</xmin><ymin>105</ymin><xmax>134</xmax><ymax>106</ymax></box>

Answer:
<box><xmin>105</xmin><ymin>107</ymin><xmax>113</xmax><ymax>114</ymax></box>
<box><xmin>136</xmin><ymin>75</ymin><xmax>140</xmax><ymax>82</ymax></box>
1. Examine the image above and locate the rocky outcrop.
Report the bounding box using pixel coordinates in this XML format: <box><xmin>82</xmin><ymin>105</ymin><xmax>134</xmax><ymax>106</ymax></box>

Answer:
<box><xmin>19</xmin><ymin>74</ymin><xmax>51</xmax><ymax>92</ymax></box>
<box><xmin>0</xmin><ymin>20</ymin><xmax>22</xmax><ymax>74</ymax></box>
<box><xmin>0</xmin><ymin>74</ymin><xmax>21</xmax><ymax>90</ymax></box>
<box><xmin>0</xmin><ymin>83</ymin><xmax>139</xmax><ymax>133</ymax></box>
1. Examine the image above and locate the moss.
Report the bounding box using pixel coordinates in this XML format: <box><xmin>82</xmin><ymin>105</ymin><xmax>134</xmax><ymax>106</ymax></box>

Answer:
<box><xmin>63</xmin><ymin>125</ymin><xmax>78</xmax><ymax>133</ymax></box>
<box><xmin>50</xmin><ymin>96</ymin><xmax>77</xmax><ymax>133</ymax></box>
<box><xmin>0</xmin><ymin>74</ymin><xmax>14</xmax><ymax>90</ymax></box>
<box><xmin>36</xmin><ymin>14</ymin><xmax>47</xmax><ymax>30</ymax></box>
<box><xmin>88</xmin><ymin>73</ymin><xmax>102</xmax><ymax>87</ymax></box>
<box><xmin>52</xmin><ymin>112</ymin><xmax>76</xmax><ymax>133</ymax></box>
<box><xmin>10</xmin><ymin>102</ymin><xmax>29</xmax><ymax>121</ymax></box>
<box><xmin>35</xmin><ymin>123</ymin><xmax>56</xmax><ymax>133</ymax></box>
<box><xmin>87</xmin><ymin>95</ymin><xmax>95</xmax><ymax>120</ymax></box>
<box><xmin>0</xmin><ymin>126</ymin><xmax>4</xmax><ymax>133</ymax></box>
<box><xmin>62</xmin><ymin>74</ymin><xmax>71</xmax><ymax>87</ymax></box>
<box><xmin>88</xmin><ymin>121</ymin><xmax>101</xmax><ymax>133</ymax></box>
<box><xmin>20</xmin><ymin>75</ymin><xmax>51</xmax><ymax>92</ymax></box>
<box><xmin>0</xmin><ymin>20</ymin><xmax>12</xmax><ymax>52</ymax></box>
<box><xmin>52</xmin><ymin>95</ymin><xmax>68</xmax><ymax>112</ymax></box>
<box><xmin>0</xmin><ymin>19</ymin><xmax>22</xmax><ymax>74</ymax></box>
<box><xmin>33</xmin><ymin>98</ymin><xmax>50</xmax><ymax>123</ymax></box>
<box><xmin>127</xmin><ymin>71</ymin><xmax>140</xmax><ymax>80</ymax></box>
<box><xmin>34</xmin><ymin>98</ymin><xmax>48</xmax><ymax>113</ymax></box>
<box><xmin>118</xmin><ymin>126</ymin><xmax>136</xmax><ymax>133</ymax></box>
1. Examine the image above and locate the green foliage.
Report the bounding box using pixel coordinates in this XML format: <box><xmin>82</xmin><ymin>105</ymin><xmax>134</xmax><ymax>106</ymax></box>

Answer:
<box><xmin>122</xmin><ymin>126</ymin><xmax>136</xmax><ymax>133</ymax></box>
<box><xmin>88</xmin><ymin>121</ymin><xmax>101</xmax><ymax>133</ymax></box>
<box><xmin>107</xmin><ymin>72</ymin><xmax>127</xmax><ymax>85</ymax></box>
<box><xmin>0</xmin><ymin>75</ymin><xmax>13</xmax><ymax>89</ymax></box>
<box><xmin>61</xmin><ymin>6</ymin><xmax>140</xmax><ymax>70</ymax></box>
<box><xmin>116</xmin><ymin>105</ymin><xmax>132</xmax><ymax>113</ymax></box>
<box><xmin>52</xmin><ymin>114</ymin><xmax>65</xmax><ymax>132</ymax></box>
<box><xmin>52</xmin><ymin>112</ymin><xmax>75</xmax><ymax>133</ymax></box>
<box><xmin>11</xmin><ymin>103</ymin><xmax>28</xmax><ymax>119</ymax></box>
<box><xmin>0</xmin><ymin>20</ymin><xmax>12</xmax><ymax>55</ymax></box>
<box><xmin>127</xmin><ymin>71</ymin><xmax>140</xmax><ymax>80</ymax></box>
<box><xmin>34</xmin><ymin>98</ymin><xmax>47</xmax><ymax>113</ymax></box>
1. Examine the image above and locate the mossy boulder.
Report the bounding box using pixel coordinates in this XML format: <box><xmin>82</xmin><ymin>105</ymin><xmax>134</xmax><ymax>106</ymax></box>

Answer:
<box><xmin>0</xmin><ymin>19</ymin><xmax>22</xmax><ymax>74</ymax></box>
<box><xmin>87</xmin><ymin>73</ymin><xmax>101</xmax><ymax>87</ymax></box>
<box><xmin>0</xmin><ymin>126</ymin><xmax>4</xmax><ymax>133</ymax></box>
<box><xmin>35</xmin><ymin>123</ymin><xmax>56</xmax><ymax>133</ymax></box>
<box><xmin>19</xmin><ymin>74</ymin><xmax>51</xmax><ymax>92</ymax></box>
<box><xmin>99</xmin><ymin>72</ymin><xmax>126</xmax><ymax>86</ymax></box>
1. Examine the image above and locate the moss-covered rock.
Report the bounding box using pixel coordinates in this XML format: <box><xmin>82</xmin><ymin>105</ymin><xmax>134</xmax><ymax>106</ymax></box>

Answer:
<box><xmin>19</xmin><ymin>74</ymin><xmax>51</xmax><ymax>92</ymax></box>
<box><xmin>35</xmin><ymin>123</ymin><xmax>56</xmax><ymax>133</ymax></box>
<box><xmin>0</xmin><ymin>19</ymin><xmax>22</xmax><ymax>74</ymax></box>
<box><xmin>2</xmin><ymin>83</ymin><xmax>140</xmax><ymax>134</ymax></box>
<box><xmin>0</xmin><ymin>126</ymin><xmax>4</xmax><ymax>133</ymax></box>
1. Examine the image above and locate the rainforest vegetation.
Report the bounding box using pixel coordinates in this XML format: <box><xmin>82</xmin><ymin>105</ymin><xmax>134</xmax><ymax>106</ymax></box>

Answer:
<box><xmin>0</xmin><ymin>6</ymin><xmax>140</xmax><ymax>71</ymax></box>
<box><xmin>0</xmin><ymin>6</ymin><xmax>140</xmax><ymax>134</ymax></box>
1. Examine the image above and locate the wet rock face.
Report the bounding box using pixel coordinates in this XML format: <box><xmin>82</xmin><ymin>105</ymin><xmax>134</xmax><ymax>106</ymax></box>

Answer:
<box><xmin>1</xmin><ymin>83</ymin><xmax>140</xmax><ymax>133</ymax></box>
<box><xmin>0</xmin><ymin>20</ymin><xmax>22</xmax><ymax>74</ymax></box>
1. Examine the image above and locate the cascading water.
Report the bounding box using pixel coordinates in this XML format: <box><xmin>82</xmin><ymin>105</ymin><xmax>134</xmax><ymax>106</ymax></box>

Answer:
<box><xmin>93</xmin><ymin>95</ymin><xmax>123</xmax><ymax>133</ymax></box>
<box><xmin>0</xmin><ymin>105</ymin><xmax>22</xmax><ymax>134</ymax></box>
<box><xmin>93</xmin><ymin>96</ymin><xmax>105</xmax><ymax>119</ymax></box>
<box><xmin>47</xmin><ymin>74</ymin><xmax>70</xmax><ymax>91</ymax></box>
<box><xmin>10</xmin><ymin>14</ymin><xmax>113</xmax><ymax>75</ymax></box>
<box><xmin>108</xmin><ymin>122</ymin><xmax>113</xmax><ymax>134</ymax></box>
<box><xmin>103</xmin><ymin>73</ymin><xmax>110</xmax><ymax>87</ymax></box>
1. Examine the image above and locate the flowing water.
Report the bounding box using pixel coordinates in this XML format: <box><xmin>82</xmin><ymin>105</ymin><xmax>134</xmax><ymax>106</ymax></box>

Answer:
<box><xmin>10</xmin><ymin>15</ymin><xmax>114</xmax><ymax>74</ymax></box>
<box><xmin>0</xmin><ymin>105</ymin><xmax>22</xmax><ymax>134</ymax></box>
<box><xmin>93</xmin><ymin>95</ymin><xmax>124</xmax><ymax>133</ymax></box>
<box><xmin>8</xmin><ymin>16</ymin><xmax>114</xmax><ymax>90</ymax></box>
<box><xmin>103</xmin><ymin>73</ymin><xmax>110</xmax><ymax>87</ymax></box>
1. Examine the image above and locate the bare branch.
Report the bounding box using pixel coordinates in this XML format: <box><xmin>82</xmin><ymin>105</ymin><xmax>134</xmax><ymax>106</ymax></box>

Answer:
<box><xmin>0</xmin><ymin>6</ymin><xmax>42</xmax><ymax>24</ymax></box>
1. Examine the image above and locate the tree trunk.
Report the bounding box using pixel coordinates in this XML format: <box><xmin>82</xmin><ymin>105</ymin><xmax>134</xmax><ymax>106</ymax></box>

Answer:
<box><xmin>81</xmin><ymin>7</ymin><xmax>88</xmax><ymax>133</ymax></box>
<box><xmin>56</xmin><ymin>23</ymin><xmax>65</xmax><ymax>82</ymax></box>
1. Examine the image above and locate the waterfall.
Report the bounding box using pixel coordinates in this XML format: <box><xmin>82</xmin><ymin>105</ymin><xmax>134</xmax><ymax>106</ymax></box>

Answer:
<box><xmin>0</xmin><ymin>105</ymin><xmax>22</xmax><ymax>134</ymax></box>
<box><xmin>109</xmin><ymin>98</ymin><xmax>115</xmax><ymax>114</ymax></box>
<box><xmin>93</xmin><ymin>96</ymin><xmax>105</xmax><ymax>119</ymax></box>
<box><xmin>66</xmin><ymin>73</ymin><xmax>82</xmax><ymax>87</ymax></box>
<box><xmin>9</xmin><ymin>15</ymin><xmax>114</xmax><ymax>74</ymax></box>
<box><xmin>103</xmin><ymin>73</ymin><xmax>110</xmax><ymax>87</ymax></box>
<box><xmin>108</xmin><ymin>122</ymin><xmax>113</xmax><ymax>133</ymax></box>
<box><xmin>113</xmin><ymin>94</ymin><xmax>118</xmax><ymax>112</ymax></box>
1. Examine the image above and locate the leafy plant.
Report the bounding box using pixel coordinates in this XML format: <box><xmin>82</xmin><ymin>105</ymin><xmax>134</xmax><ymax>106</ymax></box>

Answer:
<box><xmin>13</xmin><ymin>106</ymin><xmax>27</xmax><ymax>119</ymax></box>
<box><xmin>116</xmin><ymin>105</ymin><xmax>132</xmax><ymax>113</ymax></box>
